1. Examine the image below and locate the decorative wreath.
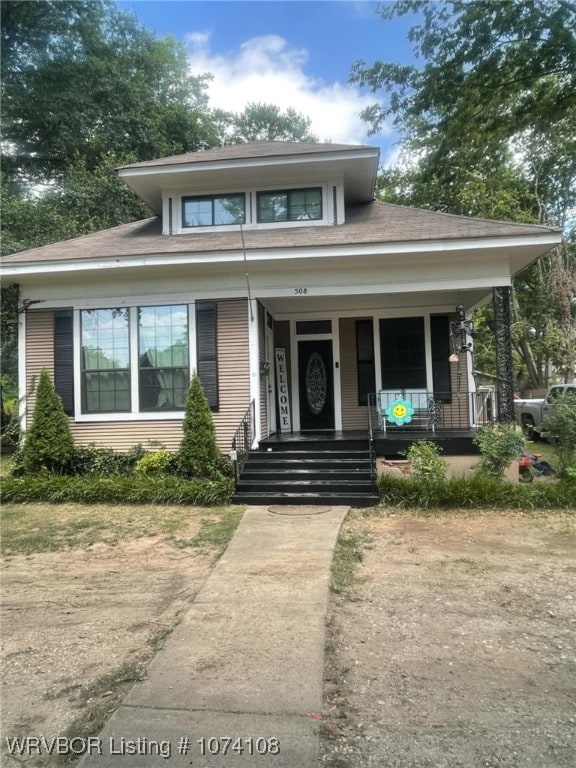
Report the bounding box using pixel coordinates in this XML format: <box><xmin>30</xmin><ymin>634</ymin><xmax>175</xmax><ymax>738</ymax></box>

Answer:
<box><xmin>386</xmin><ymin>397</ymin><xmax>415</xmax><ymax>426</ymax></box>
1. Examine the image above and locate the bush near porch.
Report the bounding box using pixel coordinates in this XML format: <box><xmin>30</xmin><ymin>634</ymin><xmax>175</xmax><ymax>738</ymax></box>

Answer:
<box><xmin>3</xmin><ymin>371</ymin><xmax>234</xmax><ymax>506</ymax></box>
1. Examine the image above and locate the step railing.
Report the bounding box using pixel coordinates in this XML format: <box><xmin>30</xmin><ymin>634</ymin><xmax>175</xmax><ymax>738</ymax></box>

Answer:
<box><xmin>367</xmin><ymin>392</ymin><xmax>378</xmax><ymax>492</ymax></box>
<box><xmin>230</xmin><ymin>400</ymin><xmax>256</xmax><ymax>488</ymax></box>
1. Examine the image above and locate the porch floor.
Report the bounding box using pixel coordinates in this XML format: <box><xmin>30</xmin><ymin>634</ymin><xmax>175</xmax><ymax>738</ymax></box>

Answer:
<box><xmin>261</xmin><ymin>430</ymin><xmax>479</xmax><ymax>456</ymax></box>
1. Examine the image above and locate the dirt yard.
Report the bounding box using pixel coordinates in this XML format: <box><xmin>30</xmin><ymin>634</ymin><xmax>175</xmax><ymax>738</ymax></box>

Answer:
<box><xmin>322</xmin><ymin>511</ymin><xmax>576</xmax><ymax>767</ymax></box>
<box><xmin>1</xmin><ymin>522</ymin><xmax>216</xmax><ymax>765</ymax></box>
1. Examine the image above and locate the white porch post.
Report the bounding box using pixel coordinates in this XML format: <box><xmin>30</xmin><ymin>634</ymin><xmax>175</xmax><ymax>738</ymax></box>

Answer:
<box><xmin>18</xmin><ymin>308</ymin><xmax>27</xmax><ymax>436</ymax></box>
<box><xmin>248</xmin><ymin>299</ymin><xmax>261</xmax><ymax>446</ymax></box>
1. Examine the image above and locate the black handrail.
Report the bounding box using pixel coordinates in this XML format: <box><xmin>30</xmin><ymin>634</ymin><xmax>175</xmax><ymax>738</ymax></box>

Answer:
<box><xmin>367</xmin><ymin>392</ymin><xmax>378</xmax><ymax>492</ymax></box>
<box><xmin>231</xmin><ymin>400</ymin><xmax>256</xmax><ymax>488</ymax></box>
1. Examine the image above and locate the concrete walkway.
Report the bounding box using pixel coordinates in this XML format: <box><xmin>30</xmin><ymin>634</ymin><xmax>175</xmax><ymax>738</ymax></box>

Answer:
<box><xmin>80</xmin><ymin>505</ymin><xmax>349</xmax><ymax>767</ymax></box>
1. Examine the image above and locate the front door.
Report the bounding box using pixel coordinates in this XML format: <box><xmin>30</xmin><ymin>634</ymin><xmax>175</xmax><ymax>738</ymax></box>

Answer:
<box><xmin>298</xmin><ymin>340</ymin><xmax>335</xmax><ymax>430</ymax></box>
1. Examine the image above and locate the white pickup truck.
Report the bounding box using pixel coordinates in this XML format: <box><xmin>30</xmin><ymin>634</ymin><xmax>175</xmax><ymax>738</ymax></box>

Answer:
<box><xmin>514</xmin><ymin>384</ymin><xmax>576</xmax><ymax>437</ymax></box>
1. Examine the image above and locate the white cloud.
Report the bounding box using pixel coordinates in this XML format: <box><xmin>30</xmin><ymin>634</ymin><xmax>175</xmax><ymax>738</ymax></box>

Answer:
<box><xmin>186</xmin><ymin>31</ymin><xmax>386</xmax><ymax>145</ymax></box>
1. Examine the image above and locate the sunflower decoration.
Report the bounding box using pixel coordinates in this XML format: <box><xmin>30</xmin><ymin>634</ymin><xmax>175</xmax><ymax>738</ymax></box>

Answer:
<box><xmin>386</xmin><ymin>397</ymin><xmax>415</xmax><ymax>426</ymax></box>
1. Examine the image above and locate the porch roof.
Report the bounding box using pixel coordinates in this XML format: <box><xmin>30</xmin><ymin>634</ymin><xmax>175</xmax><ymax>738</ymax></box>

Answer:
<box><xmin>2</xmin><ymin>200</ymin><xmax>561</xmax><ymax>270</ymax></box>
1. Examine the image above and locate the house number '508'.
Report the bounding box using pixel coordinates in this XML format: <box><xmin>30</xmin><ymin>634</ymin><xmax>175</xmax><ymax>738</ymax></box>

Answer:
<box><xmin>294</xmin><ymin>287</ymin><xmax>308</xmax><ymax>295</ymax></box>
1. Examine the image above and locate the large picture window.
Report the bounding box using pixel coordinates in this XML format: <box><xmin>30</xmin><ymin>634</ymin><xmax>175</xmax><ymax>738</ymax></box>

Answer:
<box><xmin>139</xmin><ymin>306</ymin><xmax>189</xmax><ymax>410</ymax></box>
<box><xmin>257</xmin><ymin>188</ymin><xmax>322</xmax><ymax>223</ymax></box>
<box><xmin>380</xmin><ymin>317</ymin><xmax>426</xmax><ymax>390</ymax></box>
<box><xmin>182</xmin><ymin>194</ymin><xmax>245</xmax><ymax>228</ymax></box>
<box><xmin>81</xmin><ymin>309</ymin><xmax>130</xmax><ymax>413</ymax></box>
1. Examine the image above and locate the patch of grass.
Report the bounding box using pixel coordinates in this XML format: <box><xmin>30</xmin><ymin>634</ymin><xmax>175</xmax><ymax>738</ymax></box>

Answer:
<box><xmin>58</xmin><ymin>662</ymin><xmax>144</xmax><ymax>763</ymax></box>
<box><xmin>0</xmin><ymin>503</ymin><xmax>244</xmax><ymax>555</ymax></box>
<box><xmin>331</xmin><ymin>518</ymin><xmax>371</xmax><ymax>597</ymax></box>
<box><xmin>172</xmin><ymin>507</ymin><xmax>245</xmax><ymax>559</ymax></box>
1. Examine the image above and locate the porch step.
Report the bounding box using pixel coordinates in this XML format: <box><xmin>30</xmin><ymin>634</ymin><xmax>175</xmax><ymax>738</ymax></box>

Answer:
<box><xmin>231</xmin><ymin>492</ymin><xmax>379</xmax><ymax>508</ymax></box>
<box><xmin>231</xmin><ymin>440</ymin><xmax>378</xmax><ymax>508</ymax></box>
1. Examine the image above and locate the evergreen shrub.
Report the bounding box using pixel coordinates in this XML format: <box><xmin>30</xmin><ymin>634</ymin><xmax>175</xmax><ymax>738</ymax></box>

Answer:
<box><xmin>177</xmin><ymin>374</ymin><xmax>220</xmax><ymax>478</ymax></box>
<box><xmin>21</xmin><ymin>370</ymin><xmax>75</xmax><ymax>473</ymax></box>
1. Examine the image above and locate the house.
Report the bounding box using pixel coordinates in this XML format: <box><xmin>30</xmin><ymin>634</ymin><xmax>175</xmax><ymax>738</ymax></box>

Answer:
<box><xmin>1</xmin><ymin>141</ymin><xmax>562</xmax><ymax>504</ymax></box>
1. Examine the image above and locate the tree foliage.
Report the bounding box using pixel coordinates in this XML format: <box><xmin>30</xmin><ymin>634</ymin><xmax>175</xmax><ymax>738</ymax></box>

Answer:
<box><xmin>230</xmin><ymin>102</ymin><xmax>318</xmax><ymax>143</ymax></box>
<box><xmin>354</xmin><ymin>0</ymin><xmax>576</xmax><ymax>385</ymax></box>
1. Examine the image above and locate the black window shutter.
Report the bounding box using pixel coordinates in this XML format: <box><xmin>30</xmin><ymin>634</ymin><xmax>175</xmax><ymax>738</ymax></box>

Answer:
<box><xmin>196</xmin><ymin>302</ymin><xmax>219</xmax><ymax>411</ymax></box>
<box><xmin>54</xmin><ymin>310</ymin><xmax>74</xmax><ymax>415</ymax></box>
<box><xmin>431</xmin><ymin>315</ymin><xmax>452</xmax><ymax>403</ymax></box>
<box><xmin>356</xmin><ymin>319</ymin><xmax>375</xmax><ymax>406</ymax></box>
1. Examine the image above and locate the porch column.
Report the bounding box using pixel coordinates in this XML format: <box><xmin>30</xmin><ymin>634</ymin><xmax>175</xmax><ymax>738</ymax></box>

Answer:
<box><xmin>248</xmin><ymin>299</ymin><xmax>261</xmax><ymax>445</ymax></box>
<box><xmin>492</xmin><ymin>286</ymin><xmax>515</xmax><ymax>422</ymax></box>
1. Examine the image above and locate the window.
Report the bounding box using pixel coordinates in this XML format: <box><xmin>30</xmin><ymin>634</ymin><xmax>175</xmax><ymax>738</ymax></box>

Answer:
<box><xmin>81</xmin><ymin>309</ymin><xmax>130</xmax><ymax>413</ymax></box>
<box><xmin>380</xmin><ymin>317</ymin><xmax>426</xmax><ymax>390</ymax></box>
<box><xmin>139</xmin><ymin>306</ymin><xmax>189</xmax><ymax>410</ymax></box>
<box><xmin>182</xmin><ymin>194</ymin><xmax>245</xmax><ymax>228</ymax></box>
<box><xmin>257</xmin><ymin>188</ymin><xmax>322</xmax><ymax>223</ymax></box>
<box><xmin>356</xmin><ymin>320</ymin><xmax>375</xmax><ymax>406</ymax></box>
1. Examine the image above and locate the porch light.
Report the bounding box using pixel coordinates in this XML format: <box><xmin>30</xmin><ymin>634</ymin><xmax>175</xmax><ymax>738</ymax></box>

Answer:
<box><xmin>449</xmin><ymin>352</ymin><xmax>460</xmax><ymax>363</ymax></box>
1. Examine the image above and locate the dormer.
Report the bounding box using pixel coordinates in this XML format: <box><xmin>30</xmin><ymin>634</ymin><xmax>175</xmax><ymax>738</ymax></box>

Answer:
<box><xmin>117</xmin><ymin>141</ymin><xmax>380</xmax><ymax>235</ymax></box>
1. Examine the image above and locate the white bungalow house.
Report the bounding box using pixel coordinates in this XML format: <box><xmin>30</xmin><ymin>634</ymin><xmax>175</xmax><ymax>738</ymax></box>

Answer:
<box><xmin>1</xmin><ymin>141</ymin><xmax>562</xmax><ymax>504</ymax></box>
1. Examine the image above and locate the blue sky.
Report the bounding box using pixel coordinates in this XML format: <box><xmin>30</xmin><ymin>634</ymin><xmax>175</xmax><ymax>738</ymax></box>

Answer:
<box><xmin>116</xmin><ymin>1</ymin><xmax>420</xmax><ymax>162</ymax></box>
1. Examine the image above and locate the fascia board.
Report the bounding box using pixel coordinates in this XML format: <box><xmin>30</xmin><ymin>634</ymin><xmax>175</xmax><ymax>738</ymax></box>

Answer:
<box><xmin>1</xmin><ymin>232</ymin><xmax>562</xmax><ymax>277</ymax></box>
<box><xmin>117</xmin><ymin>148</ymin><xmax>380</xmax><ymax>178</ymax></box>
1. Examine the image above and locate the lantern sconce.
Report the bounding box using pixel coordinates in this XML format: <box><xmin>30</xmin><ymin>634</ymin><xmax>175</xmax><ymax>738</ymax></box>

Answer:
<box><xmin>450</xmin><ymin>304</ymin><xmax>477</xmax><ymax>357</ymax></box>
<box><xmin>260</xmin><ymin>360</ymin><xmax>271</xmax><ymax>376</ymax></box>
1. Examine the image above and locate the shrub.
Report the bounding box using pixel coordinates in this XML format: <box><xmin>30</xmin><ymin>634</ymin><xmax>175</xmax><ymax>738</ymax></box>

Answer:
<box><xmin>1</xmin><ymin>475</ymin><xmax>233</xmax><ymax>506</ymax></box>
<box><xmin>473</xmin><ymin>423</ymin><xmax>525</xmax><ymax>478</ymax></box>
<box><xmin>63</xmin><ymin>444</ymin><xmax>146</xmax><ymax>476</ymax></box>
<box><xmin>177</xmin><ymin>374</ymin><xmax>220</xmax><ymax>479</ymax></box>
<box><xmin>135</xmin><ymin>450</ymin><xmax>175</xmax><ymax>476</ymax></box>
<box><xmin>20</xmin><ymin>370</ymin><xmax>75</xmax><ymax>473</ymax></box>
<box><xmin>539</xmin><ymin>395</ymin><xmax>576</xmax><ymax>478</ymax></box>
<box><xmin>378</xmin><ymin>472</ymin><xmax>576</xmax><ymax>510</ymax></box>
<box><xmin>405</xmin><ymin>441</ymin><xmax>447</xmax><ymax>482</ymax></box>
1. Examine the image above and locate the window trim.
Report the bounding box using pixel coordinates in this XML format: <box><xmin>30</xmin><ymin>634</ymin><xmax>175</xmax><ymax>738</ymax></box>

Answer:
<box><xmin>181</xmin><ymin>193</ymin><xmax>246</xmax><ymax>229</ymax></box>
<box><xmin>256</xmin><ymin>187</ymin><xmax>323</xmax><ymax>224</ymax></box>
<box><xmin>75</xmin><ymin>304</ymin><xmax>199</xmax><ymax>420</ymax></box>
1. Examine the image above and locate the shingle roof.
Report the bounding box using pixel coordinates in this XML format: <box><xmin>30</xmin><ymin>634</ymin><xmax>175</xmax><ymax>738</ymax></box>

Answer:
<box><xmin>118</xmin><ymin>141</ymin><xmax>376</xmax><ymax>170</ymax></box>
<box><xmin>1</xmin><ymin>201</ymin><xmax>561</xmax><ymax>266</ymax></box>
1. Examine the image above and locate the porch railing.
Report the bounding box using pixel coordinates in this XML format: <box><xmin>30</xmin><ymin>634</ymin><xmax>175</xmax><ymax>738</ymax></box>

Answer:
<box><xmin>367</xmin><ymin>393</ymin><xmax>378</xmax><ymax>491</ymax></box>
<box><xmin>230</xmin><ymin>399</ymin><xmax>256</xmax><ymax>488</ymax></box>
<box><xmin>370</xmin><ymin>389</ymin><xmax>495</xmax><ymax>434</ymax></box>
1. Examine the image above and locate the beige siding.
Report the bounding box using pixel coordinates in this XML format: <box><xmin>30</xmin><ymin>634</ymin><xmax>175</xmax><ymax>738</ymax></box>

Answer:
<box><xmin>443</xmin><ymin>351</ymin><xmax>471</xmax><ymax>429</ymax></box>
<box><xmin>25</xmin><ymin>300</ymin><xmax>250</xmax><ymax>453</ymax></box>
<box><xmin>340</xmin><ymin>317</ymin><xmax>370</xmax><ymax>430</ymax></box>
<box><xmin>25</xmin><ymin>310</ymin><xmax>55</xmax><ymax>428</ymax></box>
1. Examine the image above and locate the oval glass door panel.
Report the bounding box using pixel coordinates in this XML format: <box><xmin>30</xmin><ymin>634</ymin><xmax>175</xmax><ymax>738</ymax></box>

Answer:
<box><xmin>306</xmin><ymin>352</ymin><xmax>327</xmax><ymax>414</ymax></box>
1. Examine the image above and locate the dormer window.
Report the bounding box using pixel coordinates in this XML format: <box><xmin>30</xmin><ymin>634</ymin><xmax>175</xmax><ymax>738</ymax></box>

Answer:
<box><xmin>182</xmin><ymin>193</ymin><xmax>245</xmax><ymax>228</ymax></box>
<box><xmin>257</xmin><ymin>187</ymin><xmax>322</xmax><ymax>223</ymax></box>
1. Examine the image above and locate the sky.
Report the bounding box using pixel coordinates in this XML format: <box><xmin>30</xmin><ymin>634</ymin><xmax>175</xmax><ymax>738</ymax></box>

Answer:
<box><xmin>116</xmin><ymin>0</ymin><xmax>421</xmax><ymax>164</ymax></box>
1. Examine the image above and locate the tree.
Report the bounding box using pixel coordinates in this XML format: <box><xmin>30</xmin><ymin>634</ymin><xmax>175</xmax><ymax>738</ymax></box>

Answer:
<box><xmin>1</xmin><ymin>0</ymin><xmax>225</xmax><ymax>189</ymax></box>
<box><xmin>21</xmin><ymin>369</ymin><xmax>75</xmax><ymax>473</ymax></box>
<box><xmin>177</xmin><ymin>374</ymin><xmax>220</xmax><ymax>479</ymax></box>
<box><xmin>230</xmin><ymin>103</ymin><xmax>318</xmax><ymax>143</ymax></box>
<box><xmin>353</xmin><ymin>0</ymin><xmax>576</xmax><ymax>385</ymax></box>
